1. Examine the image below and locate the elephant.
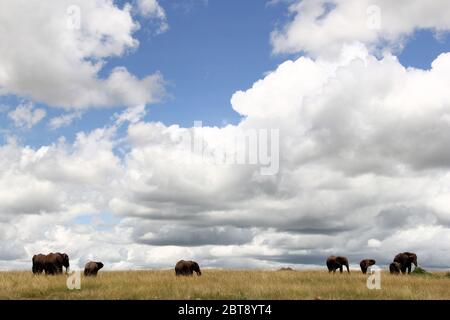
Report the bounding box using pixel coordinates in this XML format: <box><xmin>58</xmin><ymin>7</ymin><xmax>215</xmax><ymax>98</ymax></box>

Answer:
<box><xmin>32</xmin><ymin>254</ymin><xmax>46</xmax><ymax>274</ymax></box>
<box><xmin>360</xmin><ymin>259</ymin><xmax>376</xmax><ymax>274</ymax></box>
<box><xmin>389</xmin><ymin>262</ymin><xmax>401</xmax><ymax>275</ymax></box>
<box><xmin>175</xmin><ymin>260</ymin><xmax>202</xmax><ymax>276</ymax></box>
<box><xmin>326</xmin><ymin>256</ymin><xmax>350</xmax><ymax>273</ymax></box>
<box><xmin>44</xmin><ymin>252</ymin><xmax>70</xmax><ymax>275</ymax></box>
<box><xmin>393</xmin><ymin>252</ymin><xmax>418</xmax><ymax>274</ymax></box>
<box><xmin>84</xmin><ymin>261</ymin><xmax>104</xmax><ymax>277</ymax></box>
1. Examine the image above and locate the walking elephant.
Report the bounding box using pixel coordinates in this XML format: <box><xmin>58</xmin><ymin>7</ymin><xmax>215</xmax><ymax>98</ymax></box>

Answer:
<box><xmin>389</xmin><ymin>262</ymin><xmax>401</xmax><ymax>274</ymax></box>
<box><xmin>44</xmin><ymin>252</ymin><xmax>70</xmax><ymax>275</ymax></box>
<box><xmin>175</xmin><ymin>260</ymin><xmax>202</xmax><ymax>276</ymax></box>
<box><xmin>326</xmin><ymin>256</ymin><xmax>350</xmax><ymax>273</ymax></box>
<box><xmin>393</xmin><ymin>252</ymin><xmax>417</xmax><ymax>274</ymax></box>
<box><xmin>360</xmin><ymin>259</ymin><xmax>376</xmax><ymax>274</ymax></box>
<box><xmin>84</xmin><ymin>261</ymin><xmax>104</xmax><ymax>277</ymax></box>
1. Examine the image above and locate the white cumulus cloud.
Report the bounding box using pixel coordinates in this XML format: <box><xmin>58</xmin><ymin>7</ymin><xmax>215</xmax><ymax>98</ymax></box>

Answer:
<box><xmin>136</xmin><ymin>0</ymin><xmax>169</xmax><ymax>33</ymax></box>
<box><xmin>0</xmin><ymin>0</ymin><xmax>165</xmax><ymax>109</ymax></box>
<box><xmin>272</xmin><ymin>0</ymin><xmax>450</xmax><ymax>57</ymax></box>
<box><xmin>8</xmin><ymin>102</ymin><xmax>46</xmax><ymax>129</ymax></box>
<box><xmin>49</xmin><ymin>111</ymin><xmax>84</xmax><ymax>130</ymax></box>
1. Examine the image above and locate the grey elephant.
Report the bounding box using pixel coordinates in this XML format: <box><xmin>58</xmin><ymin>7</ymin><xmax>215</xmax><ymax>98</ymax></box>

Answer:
<box><xmin>359</xmin><ymin>259</ymin><xmax>376</xmax><ymax>274</ymax></box>
<box><xmin>44</xmin><ymin>252</ymin><xmax>70</xmax><ymax>275</ymax></box>
<box><xmin>175</xmin><ymin>260</ymin><xmax>202</xmax><ymax>276</ymax></box>
<box><xmin>326</xmin><ymin>256</ymin><xmax>350</xmax><ymax>273</ymax></box>
<box><xmin>393</xmin><ymin>252</ymin><xmax>418</xmax><ymax>274</ymax></box>
<box><xmin>84</xmin><ymin>261</ymin><xmax>104</xmax><ymax>276</ymax></box>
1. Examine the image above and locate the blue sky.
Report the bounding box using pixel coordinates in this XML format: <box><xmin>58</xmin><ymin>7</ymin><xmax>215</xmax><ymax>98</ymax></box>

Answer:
<box><xmin>399</xmin><ymin>29</ymin><xmax>450</xmax><ymax>69</ymax></box>
<box><xmin>122</xmin><ymin>0</ymin><xmax>288</xmax><ymax>127</ymax></box>
<box><xmin>1</xmin><ymin>1</ymin><xmax>449</xmax><ymax>149</ymax></box>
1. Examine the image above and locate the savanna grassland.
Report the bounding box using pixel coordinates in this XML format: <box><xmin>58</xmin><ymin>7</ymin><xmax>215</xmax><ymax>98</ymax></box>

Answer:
<box><xmin>0</xmin><ymin>270</ymin><xmax>449</xmax><ymax>300</ymax></box>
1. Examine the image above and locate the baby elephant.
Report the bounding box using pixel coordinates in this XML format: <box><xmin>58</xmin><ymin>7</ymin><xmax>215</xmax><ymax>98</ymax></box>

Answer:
<box><xmin>389</xmin><ymin>262</ymin><xmax>401</xmax><ymax>275</ymax></box>
<box><xmin>84</xmin><ymin>261</ymin><xmax>104</xmax><ymax>277</ymax></box>
<box><xmin>360</xmin><ymin>259</ymin><xmax>376</xmax><ymax>274</ymax></box>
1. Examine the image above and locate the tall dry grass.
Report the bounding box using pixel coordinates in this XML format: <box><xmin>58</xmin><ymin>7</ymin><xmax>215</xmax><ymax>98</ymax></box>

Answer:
<box><xmin>0</xmin><ymin>270</ymin><xmax>449</xmax><ymax>300</ymax></box>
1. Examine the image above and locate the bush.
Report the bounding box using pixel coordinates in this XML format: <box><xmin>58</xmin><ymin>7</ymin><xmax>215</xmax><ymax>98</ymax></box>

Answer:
<box><xmin>278</xmin><ymin>267</ymin><xmax>294</xmax><ymax>271</ymax></box>
<box><xmin>411</xmin><ymin>267</ymin><xmax>430</xmax><ymax>275</ymax></box>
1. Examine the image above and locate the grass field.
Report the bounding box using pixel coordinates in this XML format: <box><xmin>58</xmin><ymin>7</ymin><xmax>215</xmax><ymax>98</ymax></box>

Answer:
<box><xmin>0</xmin><ymin>270</ymin><xmax>449</xmax><ymax>300</ymax></box>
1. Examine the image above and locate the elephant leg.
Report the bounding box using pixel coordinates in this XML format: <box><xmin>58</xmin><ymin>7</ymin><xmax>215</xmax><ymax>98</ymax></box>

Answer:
<box><xmin>46</xmin><ymin>264</ymin><xmax>56</xmax><ymax>275</ymax></box>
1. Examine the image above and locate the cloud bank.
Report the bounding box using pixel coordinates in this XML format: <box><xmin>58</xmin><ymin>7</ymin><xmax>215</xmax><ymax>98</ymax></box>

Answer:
<box><xmin>1</xmin><ymin>1</ymin><xmax>450</xmax><ymax>271</ymax></box>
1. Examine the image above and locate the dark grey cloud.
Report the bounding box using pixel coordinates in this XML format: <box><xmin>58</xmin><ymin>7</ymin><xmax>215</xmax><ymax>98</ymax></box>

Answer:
<box><xmin>132</xmin><ymin>223</ymin><xmax>254</xmax><ymax>246</ymax></box>
<box><xmin>375</xmin><ymin>207</ymin><xmax>438</xmax><ymax>231</ymax></box>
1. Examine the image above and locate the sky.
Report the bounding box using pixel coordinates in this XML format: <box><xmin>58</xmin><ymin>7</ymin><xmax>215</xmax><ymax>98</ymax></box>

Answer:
<box><xmin>1</xmin><ymin>0</ymin><xmax>450</xmax><ymax>271</ymax></box>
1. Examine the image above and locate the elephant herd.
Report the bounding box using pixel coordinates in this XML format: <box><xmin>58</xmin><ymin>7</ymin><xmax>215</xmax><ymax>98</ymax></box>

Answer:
<box><xmin>32</xmin><ymin>253</ymin><xmax>104</xmax><ymax>277</ymax></box>
<box><xmin>32</xmin><ymin>253</ymin><xmax>69</xmax><ymax>275</ymax></box>
<box><xmin>32</xmin><ymin>253</ymin><xmax>201</xmax><ymax>278</ymax></box>
<box><xmin>326</xmin><ymin>252</ymin><xmax>418</xmax><ymax>275</ymax></box>
<box><xmin>32</xmin><ymin>252</ymin><xmax>417</xmax><ymax>277</ymax></box>
<box><xmin>390</xmin><ymin>252</ymin><xmax>418</xmax><ymax>275</ymax></box>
